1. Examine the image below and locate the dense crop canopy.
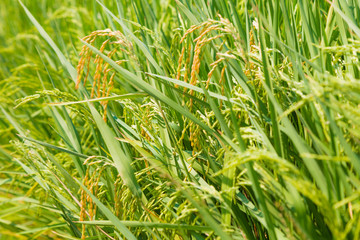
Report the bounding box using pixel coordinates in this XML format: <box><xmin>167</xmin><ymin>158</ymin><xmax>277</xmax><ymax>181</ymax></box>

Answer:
<box><xmin>0</xmin><ymin>0</ymin><xmax>360</xmax><ymax>239</ymax></box>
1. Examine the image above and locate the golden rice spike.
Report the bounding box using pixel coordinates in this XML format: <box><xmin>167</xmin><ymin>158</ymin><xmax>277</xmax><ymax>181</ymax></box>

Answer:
<box><xmin>175</xmin><ymin>46</ymin><xmax>186</xmax><ymax>88</ymax></box>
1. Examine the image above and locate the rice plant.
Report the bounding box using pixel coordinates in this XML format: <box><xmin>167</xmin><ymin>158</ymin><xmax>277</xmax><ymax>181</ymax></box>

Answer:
<box><xmin>1</xmin><ymin>0</ymin><xmax>360</xmax><ymax>239</ymax></box>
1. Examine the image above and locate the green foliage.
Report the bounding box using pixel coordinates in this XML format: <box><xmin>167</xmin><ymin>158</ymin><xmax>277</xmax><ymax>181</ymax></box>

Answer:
<box><xmin>1</xmin><ymin>0</ymin><xmax>360</xmax><ymax>239</ymax></box>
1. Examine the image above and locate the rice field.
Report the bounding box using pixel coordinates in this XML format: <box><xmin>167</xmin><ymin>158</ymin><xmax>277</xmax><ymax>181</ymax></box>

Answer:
<box><xmin>0</xmin><ymin>0</ymin><xmax>360</xmax><ymax>239</ymax></box>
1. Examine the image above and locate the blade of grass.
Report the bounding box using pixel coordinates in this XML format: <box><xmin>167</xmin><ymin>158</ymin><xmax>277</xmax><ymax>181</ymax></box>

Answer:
<box><xmin>88</xmin><ymin>103</ymin><xmax>142</xmax><ymax>198</ymax></box>
<box><xmin>76</xmin><ymin>179</ymin><xmax>137</xmax><ymax>240</ymax></box>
